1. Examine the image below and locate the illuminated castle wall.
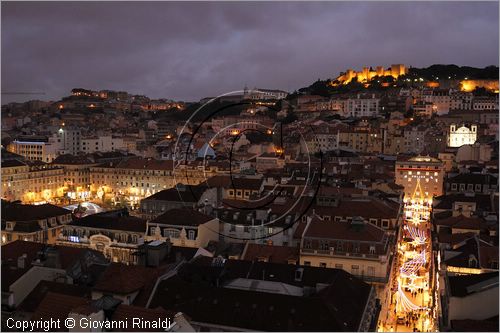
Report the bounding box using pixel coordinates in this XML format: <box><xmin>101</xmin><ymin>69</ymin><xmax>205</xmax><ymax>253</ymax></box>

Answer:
<box><xmin>334</xmin><ymin>64</ymin><xmax>408</xmax><ymax>85</ymax></box>
<box><xmin>448</xmin><ymin>124</ymin><xmax>477</xmax><ymax>148</ymax></box>
<box><xmin>460</xmin><ymin>79</ymin><xmax>499</xmax><ymax>93</ymax></box>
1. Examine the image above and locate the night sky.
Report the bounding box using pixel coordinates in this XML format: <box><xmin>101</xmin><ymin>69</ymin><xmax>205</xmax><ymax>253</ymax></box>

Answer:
<box><xmin>1</xmin><ymin>1</ymin><xmax>498</xmax><ymax>104</ymax></box>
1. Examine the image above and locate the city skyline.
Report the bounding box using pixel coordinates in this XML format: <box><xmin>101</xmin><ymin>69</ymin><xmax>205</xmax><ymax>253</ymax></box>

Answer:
<box><xmin>2</xmin><ymin>1</ymin><xmax>499</xmax><ymax>104</ymax></box>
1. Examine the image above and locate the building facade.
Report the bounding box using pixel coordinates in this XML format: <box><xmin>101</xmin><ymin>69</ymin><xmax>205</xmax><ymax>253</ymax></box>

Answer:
<box><xmin>395</xmin><ymin>156</ymin><xmax>445</xmax><ymax>199</ymax></box>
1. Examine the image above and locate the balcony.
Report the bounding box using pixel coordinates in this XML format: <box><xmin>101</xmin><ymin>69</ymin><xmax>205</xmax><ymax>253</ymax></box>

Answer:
<box><xmin>300</xmin><ymin>248</ymin><xmax>382</xmax><ymax>260</ymax></box>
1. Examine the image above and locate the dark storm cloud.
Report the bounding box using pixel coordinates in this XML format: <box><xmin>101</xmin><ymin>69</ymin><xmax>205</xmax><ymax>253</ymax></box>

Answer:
<box><xmin>1</xmin><ymin>1</ymin><xmax>498</xmax><ymax>103</ymax></box>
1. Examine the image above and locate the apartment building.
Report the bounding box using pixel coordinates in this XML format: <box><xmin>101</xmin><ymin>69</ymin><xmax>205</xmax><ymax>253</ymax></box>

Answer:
<box><xmin>1</xmin><ymin>201</ymin><xmax>72</xmax><ymax>245</ymax></box>
<box><xmin>7</xmin><ymin>136</ymin><xmax>60</xmax><ymax>163</ymax></box>
<box><xmin>1</xmin><ymin>159</ymin><xmax>65</xmax><ymax>203</ymax></box>
<box><xmin>299</xmin><ymin>216</ymin><xmax>393</xmax><ymax>285</ymax></box>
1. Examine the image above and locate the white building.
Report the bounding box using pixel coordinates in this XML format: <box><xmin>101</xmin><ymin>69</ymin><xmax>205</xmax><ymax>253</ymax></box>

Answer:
<box><xmin>56</xmin><ymin>127</ymin><xmax>81</xmax><ymax>155</ymax></box>
<box><xmin>81</xmin><ymin>136</ymin><xmax>126</xmax><ymax>153</ymax></box>
<box><xmin>243</xmin><ymin>87</ymin><xmax>288</xmax><ymax>100</ymax></box>
<box><xmin>7</xmin><ymin>137</ymin><xmax>61</xmax><ymax>163</ymax></box>
<box><xmin>472</xmin><ymin>96</ymin><xmax>499</xmax><ymax>111</ymax></box>
<box><xmin>448</xmin><ymin>124</ymin><xmax>477</xmax><ymax>148</ymax></box>
<box><xmin>344</xmin><ymin>94</ymin><xmax>380</xmax><ymax>118</ymax></box>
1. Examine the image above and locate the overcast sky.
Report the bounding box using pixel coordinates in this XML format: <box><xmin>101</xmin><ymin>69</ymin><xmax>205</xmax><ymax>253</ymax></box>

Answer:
<box><xmin>1</xmin><ymin>1</ymin><xmax>498</xmax><ymax>104</ymax></box>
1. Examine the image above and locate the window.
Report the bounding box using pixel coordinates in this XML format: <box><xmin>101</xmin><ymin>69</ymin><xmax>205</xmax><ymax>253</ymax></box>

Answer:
<box><xmin>351</xmin><ymin>265</ymin><xmax>360</xmax><ymax>275</ymax></box>
<box><xmin>121</xmin><ymin>234</ymin><xmax>129</xmax><ymax>243</ymax></box>
<box><xmin>188</xmin><ymin>230</ymin><xmax>195</xmax><ymax>240</ymax></box>
<box><xmin>69</xmin><ymin>235</ymin><xmax>80</xmax><ymax>243</ymax></box>
<box><xmin>319</xmin><ymin>262</ymin><xmax>327</xmax><ymax>268</ymax></box>
<box><xmin>475</xmin><ymin>184</ymin><xmax>482</xmax><ymax>192</ymax></box>
<box><xmin>459</xmin><ymin>184</ymin><xmax>465</xmax><ymax>191</ymax></box>
<box><xmin>323</xmin><ymin>215</ymin><xmax>331</xmax><ymax>221</ymax></box>
<box><xmin>369</xmin><ymin>245</ymin><xmax>376</xmax><ymax>254</ymax></box>
<box><xmin>244</xmin><ymin>226</ymin><xmax>249</xmax><ymax>233</ymax></box>
<box><xmin>303</xmin><ymin>261</ymin><xmax>311</xmax><ymax>266</ymax></box>
<box><xmin>6</xmin><ymin>222</ymin><xmax>14</xmax><ymax>231</ymax></box>
<box><xmin>230</xmin><ymin>224</ymin><xmax>236</xmax><ymax>232</ymax></box>
<box><xmin>304</xmin><ymin>240</ymin><xmax>312</xmax><ymax>249</ymax></box>
<box><xmin>228</xmin><ymin>190</ymin><xmax>234</xmax><ymax>196</ymax></box>
<box><xmin>164</xmin><ymin>229</ymin><xmax>180</xmax><ymax>239</ymax></box>
<box><xmin>467</xmin><ymin>184</ymin><xmax>473</xmax><ymax>191</ymax></box>
<box><xmin>382</xmin><ymin>219</ymin><xmax>390</xmax><ymax>228</ymax></box>
<box><xmin>367</xmin><ymin>266</ymin><xmax>375</xmax><ymax>276</ymax></box>
<box><xmin>319</xmin><ymin>240</ymin><xmax>329</xmax><ymax>250</ymax></box>
<box><xmin>353</xmin><ymin>242</ymin><xmax>360</xmax><ymax>253</ymax></box>
<box><xmin>336</xmin><ymin>241</ymin><xmax>343</xmax><ymax>252</ymax></box>
<box><xmin>335</xmin><ymin>264</ymin><xmax>343</xmax><ymax>269</ymax></box>
<box><xmin>468</xmin><ymin>255</ymin><xmax>477</xmax><ymax>268</ymax></box>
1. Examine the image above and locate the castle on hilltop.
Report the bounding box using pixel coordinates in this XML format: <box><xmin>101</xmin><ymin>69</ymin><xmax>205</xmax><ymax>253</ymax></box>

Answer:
<box><xmin>334</xmin><ymin>64</ymin><xmax>408</xmax><ymax>85</ymax></box>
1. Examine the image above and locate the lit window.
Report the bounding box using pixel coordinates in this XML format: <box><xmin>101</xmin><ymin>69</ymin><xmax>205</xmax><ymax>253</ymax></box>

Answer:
<box><xmin>69</xmin><ymin>236</ymin><xmax>80</xmax><ymax>243</ymax></box>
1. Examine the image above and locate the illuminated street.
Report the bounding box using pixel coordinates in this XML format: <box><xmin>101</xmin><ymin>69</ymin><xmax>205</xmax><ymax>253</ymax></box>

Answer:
<box><xmin>379</xmin><ymin>179</ymin><xmax>436</xmax><ymax>332</ymax></box>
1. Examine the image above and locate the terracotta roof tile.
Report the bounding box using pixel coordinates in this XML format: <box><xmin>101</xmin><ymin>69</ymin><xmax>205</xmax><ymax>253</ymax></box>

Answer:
<box><xmin>242</xmin><ymin>244</ymin><xmax>299</xmax><ymax>264</ymax></box>
<box><xmin>31</xmin><ymin>292</ymin><xmax>89</xmax><ymax>331</ymax></box>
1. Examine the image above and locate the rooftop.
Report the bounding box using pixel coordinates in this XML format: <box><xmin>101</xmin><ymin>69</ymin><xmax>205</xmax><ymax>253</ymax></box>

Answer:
<box><xmin>150</xmin><ymin>207</ymin><xmax>215</xmax><ymax>227</ymax></box>
<box><xmin>70</xmin><ymin>209</ymin><xmax>147</xmax><ymax>233</ymax></box>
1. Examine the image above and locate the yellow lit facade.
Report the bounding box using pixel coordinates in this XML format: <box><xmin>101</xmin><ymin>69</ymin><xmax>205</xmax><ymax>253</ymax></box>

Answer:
<box><xmin>1</xmin><ymin>160</ymin><xmax>65</xmax><ymax>204</ymax></box>
<box><xmin>395</xmin><ymin>156</ymin><xmax>445</xmax><ymax>199</ymax></box>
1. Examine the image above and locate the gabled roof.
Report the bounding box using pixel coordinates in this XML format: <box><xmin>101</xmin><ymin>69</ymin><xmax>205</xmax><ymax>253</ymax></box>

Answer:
<box><xmin>434</xmin><ymin>193</ymin><xmax>498</xmax><ymax>212</ymax></box>
<box><xmin>149</xmin><ymin>260</ymin><xmax>372</xmax><ymax>331</ymax></box>
<box><xmin>31</xmin><ymin>292</ymin><xmax>90</xmax><ymax>330</ymax></box>
<box><xmin>52</xmin><ymin>154</ymin><xmax>95</xmax><ymax>165</ymax></box>
<box><xmin>444</xmin><ymin>236</ymin><xmax>498</xmax><ymax>269</ymax></box>
<box><xmin>1</xmin><ymin>158</ymin><xmax>27</xmax><ymax>168</ymax></box>
<box><xmin>19</xmin><ymin>280</ymin><xmax>90</xmax><ymax>313</ymax></box>
<box><xmin>142</xmin><ymin>184</ymin><xmax>207</xmax><ymax>203</ymax></box>
<box><xmin>313</xmin><ymin>197</ymin><xmax>401</xmax><ymax>220</ymax></box>
<box><xmin>92</xmin><ymin>263</ymin><xmax>163</xmax><ymax>306</ymax></box>
<box><xmin>447</xmin><ymin>173</ymin><xmax>498</xmax><ymax>185</ymax></box>
<box><xmin>2</xmin><ymin>202</ymin><xmax>70</xmax><ymax>222</ymax></box>
<box><xmin>70</xmin><ymin>210</ymin><xmax>146</xmax><ymax>233</ymax></box>
<box><xmin>150</xmin><ymin>208</ymin><xmax>214</xmax><ymax>227</ymax></box>
<box><xmin>97</xmin><ymin>157</ymin><xmax>174</xmax><ymax>171</ymax></box>
<box><xmin>242</xmin><ymin>244</ymin><xmax>299</xmax><ymax>264</ymax></box>
<box><xmin>435</xmin><ymin>214</ymin><xmax>484</xmax><ymax>231</ymax></box>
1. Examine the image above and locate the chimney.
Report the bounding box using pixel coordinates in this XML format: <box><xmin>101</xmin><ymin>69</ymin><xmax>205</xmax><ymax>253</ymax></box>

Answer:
<box><xmin>491</xmin><ymin>192</ymin><xmax>496</xmax><ymax>214</ymax></box>
<box><xmin>17</xmin><ymin>254</ymin><xmax>28</xmax><ymax>269</ymax></box>
<box><xmin>45</xmin><ymin>247</ymin><xmax>61</xmax><ymax>268</ymax></box>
